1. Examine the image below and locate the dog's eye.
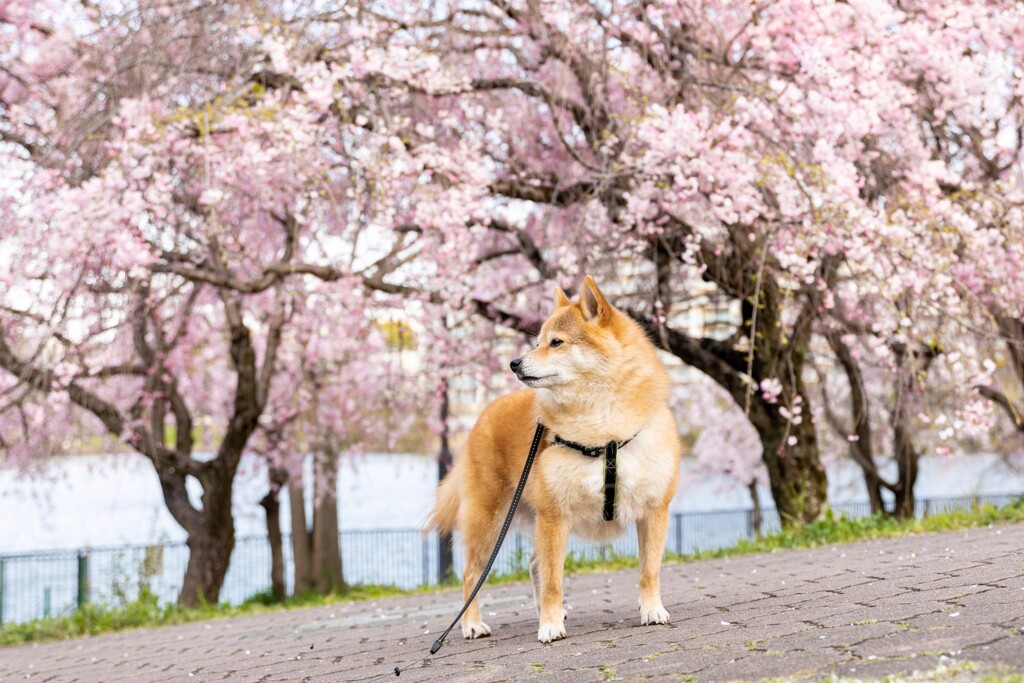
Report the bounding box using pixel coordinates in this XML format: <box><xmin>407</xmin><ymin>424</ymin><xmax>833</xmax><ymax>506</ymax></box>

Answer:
<box><xmin>549</xmin><ymin>338</ymin><xmax>564</xmax><ymax>348</ymax></box>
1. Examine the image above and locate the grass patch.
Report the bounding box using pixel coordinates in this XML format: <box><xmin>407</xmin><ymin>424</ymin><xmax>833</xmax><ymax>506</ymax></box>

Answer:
<box><xmin>829</xmin><ymin>658</ymin><xmax>981</xmax><ymax>682</ymax></box>
<box><xmin>0</xmin><ymin>587</ymin><xmax>212</xmax><ymax>646</ymax></box>
<box><xmin>3</xmin><ymin>497</ymin><xmax>1023</xmax><ymax>647</ymax></box>
<box><xmin>0</xmin><ymin>583</ymin><xmax>435</xmax><ymax>647</ymax></box>
<box><xmin>497</xmin><ymin>496</ymin><xmax>1024</xmax><ymax>581</ymax></box>
<box><xmin>981</xmin><ymin>671</ymin><xmax>1024</xmax><ymax>683</ymax></box>
<box><xmin>688</xmin><ymin>497</ymin><xmax>1024</xmax><ymax>562</ymax></box>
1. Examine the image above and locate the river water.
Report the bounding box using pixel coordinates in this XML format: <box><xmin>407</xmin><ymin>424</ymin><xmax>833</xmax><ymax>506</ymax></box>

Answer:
<box><xmin>2</xmin><ymin>451</ymin><xmax>1022</xmax><ymax>554</ymax></box>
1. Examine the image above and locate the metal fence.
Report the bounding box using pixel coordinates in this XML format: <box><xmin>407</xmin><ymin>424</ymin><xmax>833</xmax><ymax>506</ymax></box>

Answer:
<box><xmin>0</xmin><ymin>493</ymin><xmax>1020</xmax><ymax>626</ymax></box>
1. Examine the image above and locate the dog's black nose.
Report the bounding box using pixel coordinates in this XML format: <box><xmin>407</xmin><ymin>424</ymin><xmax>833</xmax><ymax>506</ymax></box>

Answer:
<box><xmin>510</xmin><ymin>358</ymin><xmax>523</xmax><ymax>373</ymax></box>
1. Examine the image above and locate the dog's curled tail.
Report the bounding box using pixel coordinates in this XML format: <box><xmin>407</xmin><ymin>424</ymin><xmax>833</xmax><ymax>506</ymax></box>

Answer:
<box><xmin>425</xmin><ymin>467</ymin><xmax>460</xmax><ymax>535</ymax></box>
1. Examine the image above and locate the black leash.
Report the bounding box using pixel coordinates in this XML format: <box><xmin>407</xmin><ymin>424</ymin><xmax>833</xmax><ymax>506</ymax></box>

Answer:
<box><xmin>393</xmin><ymin>421</ymin><xmax>546</xmax><ymax>677</ymax></box>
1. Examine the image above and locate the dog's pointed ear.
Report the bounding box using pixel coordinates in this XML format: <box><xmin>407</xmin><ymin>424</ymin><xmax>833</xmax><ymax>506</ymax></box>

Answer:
<box><xmin>554</xmin><ymin>286</ymin><xmax>572</xmax><ymax>308</ymax></box>
<box><xmin>579</xmin><ymin>275</ymin><xmax>613</xmax><ymax>324</ymax></box>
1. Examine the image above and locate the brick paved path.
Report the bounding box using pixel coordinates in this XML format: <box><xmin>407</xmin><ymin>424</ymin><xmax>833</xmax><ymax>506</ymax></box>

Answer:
<box><xmin>2</xmin><ymin>524</ymin><xmax>1023</xmax><ymax>682</ymax></box>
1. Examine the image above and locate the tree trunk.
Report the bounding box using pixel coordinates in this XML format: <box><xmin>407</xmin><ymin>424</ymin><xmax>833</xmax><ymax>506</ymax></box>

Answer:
<box><xmin>178</xmin><ymin>473</ymin><xmax>235</xmax><ymax>607</ymax></box>
<box><xmin>260</xmin><ymin>467</ymin><xmax>287</xmax><ymax>602</ymax></box>
<box><xmin>891</xmin><ymin>344</ymin><xmax>920</xmax><ymax>521</ymax></box>
<box><xmin>752</xmin><ymin>401</ymin><xmax>828</xmax><ymax>525</ymax></box>
<box><xmin>288</xmin><ymin>475</ymin><xmax>313</xmax><ymax>594</ymax></box>
<box><xmin>892</xmin><ymin>419</ymin><xmax>918</xmax><ymax>521</ymax></box>
<box><xmin>826</xmin><ymin>331</ymin><xmax>887</xmax><ymax>515</ymax></box>
<box><xmin>438</xmin><ymin>381</ymin><xmax>455</xmax><ymax>584</ymax></box>
<box><xmin>180</xmin><ymin>531</ymin><xmax>234</xmax><ymax>607</ymax></box>
<box><xmin>746</xmin><ymin>479</ymin><xmax>763</xmax><ymax>538</ymax></box>
<box><xmin>866</xmin><ymin>476</ymin><xmax>886</xmax><ymax>515</ymax></box>
<box><xmin>312</xmin><ymin>450</ymin><xmax>344</xmax><ymax>592</ymax></box>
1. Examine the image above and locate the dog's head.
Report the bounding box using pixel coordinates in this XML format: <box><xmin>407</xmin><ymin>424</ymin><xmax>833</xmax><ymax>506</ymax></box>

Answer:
<box><xmin>510</xmin><ymin>276</ymin><xmax>622</xmax><ymax>391</ymax></box>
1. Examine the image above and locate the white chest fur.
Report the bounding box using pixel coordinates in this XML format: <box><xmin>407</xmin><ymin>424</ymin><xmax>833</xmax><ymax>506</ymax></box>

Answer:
<box><xmin>537</xmin><ymin>411</ymin><xmax>677</xmax><ymax>541</ymax></box>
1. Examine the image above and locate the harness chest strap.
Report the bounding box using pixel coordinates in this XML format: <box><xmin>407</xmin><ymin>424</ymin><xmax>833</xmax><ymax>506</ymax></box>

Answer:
<box><xmin>552</xmin><ymin>433</ymin><xmax>635</xmax><ymax>522</ymax></box>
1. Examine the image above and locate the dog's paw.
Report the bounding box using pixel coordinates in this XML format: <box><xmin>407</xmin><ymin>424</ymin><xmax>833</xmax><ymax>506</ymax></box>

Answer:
<box><xmin>537</xmin><ymin>621</ymin><xmax>567</xmax><ymax>643</ymax></box>
<box><xmin>461</xmin><ymin>620</ymin><xmax>492</xmax><ymax>639</ymax></box>
<box><xmin>640</xmin><ymin>604</ymin><xmax>670</xmax><ymax>626</ymax></box>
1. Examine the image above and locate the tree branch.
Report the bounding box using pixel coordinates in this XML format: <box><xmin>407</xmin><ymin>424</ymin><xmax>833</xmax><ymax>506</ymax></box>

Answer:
<box><xmin>627</xmin><ymin>309</ymin><xmax>766</xmax><ymax>422</ymax></box>
<box><xmin>824</xmin><ymin>330</ymin><xmax>897</xmax><ymax>490</ymax></box>
<box><xmin>975</xmin><ymin>384</ymin><xmax>1023</xmax><ymax>432</ymax></box>
<box><xmin>471</xmin><ymin>298</ymin><xmax>543</xmax><ymax>336</ymax></box>
<box><xmin>469</xmin><ymin>77</ymin><xmax>589</xmax><ymax>124</ymax></box>
<box><xmin>257</xmin><ymin>290</ymin><xmax>290</xmax><ymax>410</ymax></box>
<box><xmin>489</xmin><ymin>179</ymin><xmax>601</xmax><ymax>206</ymax></box>
<box><xmin>488</xmin><ymin>217</ymin><xmax>557</xmax><ymax>280</ymax></box>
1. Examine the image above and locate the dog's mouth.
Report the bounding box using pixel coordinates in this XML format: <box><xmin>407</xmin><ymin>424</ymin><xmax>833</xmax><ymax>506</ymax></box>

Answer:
<box><xmin>515</xmin><ymin>373</ymin><xmax>555</xmax><ymax>385</ymax></box>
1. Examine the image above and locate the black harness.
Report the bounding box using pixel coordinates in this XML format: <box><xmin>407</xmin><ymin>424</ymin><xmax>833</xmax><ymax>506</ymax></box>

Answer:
<box><xmin>552</xmin><ymin>433</ymin><xmax>635</xmax><ymax>521</ymax></box>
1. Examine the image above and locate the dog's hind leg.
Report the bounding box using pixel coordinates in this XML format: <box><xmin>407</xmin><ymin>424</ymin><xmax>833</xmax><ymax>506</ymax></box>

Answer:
<box><xmin>529</xmin><ymin>552</ymin><xmax>541</xmax><ymax>616</ymax></box>
<box><xmin>459</xmin><ymin>501</ymin><xmax>500</xmax><ymax>639</ymax></box>
<box><xmin>636</xmin><ymin>504</ymin><xmax>671</xmax><ymax>626</ymax></box>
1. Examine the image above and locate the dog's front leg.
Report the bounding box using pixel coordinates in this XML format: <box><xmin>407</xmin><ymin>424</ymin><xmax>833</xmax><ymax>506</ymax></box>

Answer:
<box><xmin>636</xmin><ymin>505</ymin><xmax>671</xmax><ymax>625</ymax></box>
<box><xmin>534</xmin><ymin>511</ymin><xmax>569</xmax><ymax>643</ymax></box>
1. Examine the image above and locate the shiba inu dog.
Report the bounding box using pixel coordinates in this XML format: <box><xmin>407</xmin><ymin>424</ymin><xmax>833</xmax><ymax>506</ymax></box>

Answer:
<box><xmin>427</xmin><ymin>276</ymin><xmax>680</xmax><ymax>643</ymax></box>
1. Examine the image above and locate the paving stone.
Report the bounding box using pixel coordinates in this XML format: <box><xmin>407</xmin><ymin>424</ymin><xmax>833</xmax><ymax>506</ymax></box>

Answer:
<box><xmin>851</xmin><ymin>624</ymin><xmax>1010</xmax><ymax>659</ymax></box>
<box><xmin>965</xmin><ymin>633</ymin><xmax>1024</xmax><ymax>667</ymax></box>
<box><xmin>726</xmin><ymin>649</ymin><xmax>847</xmax><ymax>681</ymax></box>
<box><xmin>826</xmin><ymin>653</ymin><xmax>949</xmax><ymax>680</ymax></box>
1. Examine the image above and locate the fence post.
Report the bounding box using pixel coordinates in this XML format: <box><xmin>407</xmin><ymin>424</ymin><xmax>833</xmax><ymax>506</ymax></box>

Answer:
<box><xmin>674</xmin><ymin>514</ymin><xmax>683</xmax><ymax>555</ymax></box>
<box><xmin>438</xmin><ymin>532</ymin><xmax>454</xmax><ymax>585</ymax></box>
<box><xmin>923</xmin><ymin>499</ymin><xmax>930</xmax><ymax>518</ymax></box>
<box><xmin>422</xmin><ymin>537</ymin><xmax>430</xmax><ymax>586</ymax></box>
<box><xmin>746</xmin><ymin>509</ymin><xmax>754</xmax><ymax>539</ymax></box>
<box><xmin>437</xmin><ymin>384</ymin><xmax>455</xmax><ymax>586</ymax></box>
<box><xmin>77</xmin><ymin>551</ymin><xmax>89</xmax><ymax>610</ymax></box>
<box><xmin>0</xmin><ymin>557</ymin><xmax>5</xmax><ymax>625</ymax></box>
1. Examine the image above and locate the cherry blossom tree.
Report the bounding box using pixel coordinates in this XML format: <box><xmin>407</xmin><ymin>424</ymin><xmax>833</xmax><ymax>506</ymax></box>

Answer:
<box><xmin>374</xmin><ymin>0</ymin><xmax>1024</xmax><ymax>524</ymax></box>
<box><xmin>816</xmin><ymin>321</ymin><xmax>943</xmax><ymax>519</ymax></box>
<box><xmin>252</xmin><ymin>288</ymin><xmax>421</xmax><ymax>595</ymax></box>
<box><xmin>950</xmin><ymin>158</ymin><xmax>1024</xmax><ymax>443</ymax></box>
<box><xmin>0</xmin><ymin>1</ymin><xmax>438</xmax><ymax>605</ymax></box>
